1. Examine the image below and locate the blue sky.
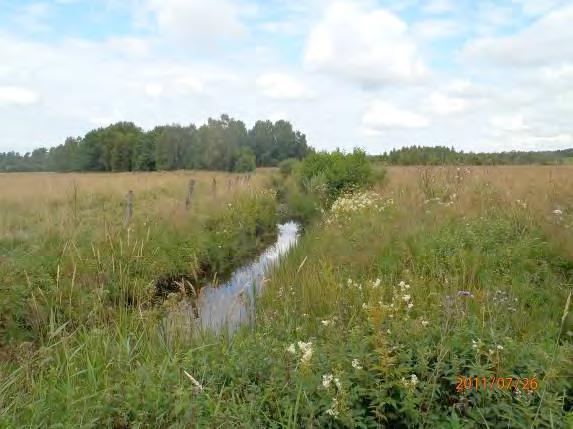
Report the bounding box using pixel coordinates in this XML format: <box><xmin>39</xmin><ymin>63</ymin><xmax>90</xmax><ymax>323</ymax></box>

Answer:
<box><xmin>1</xmin><ymin>0</ymin><xmax>572</xmax><ymax>153</ymax></box>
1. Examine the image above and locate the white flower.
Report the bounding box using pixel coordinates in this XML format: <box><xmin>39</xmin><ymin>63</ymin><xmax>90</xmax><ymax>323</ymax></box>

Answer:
<box><xmin>325</xmin><ymin>398</ymin><xmax>339</xmax><ymax>417</ymax></box>
<box><xmin>496</xmin><ymin>344</ymin><xmax>504</xmax><ymax>350</ymax></box>
<box><xmin>553</xmin><ymin>209</ymin><xmax>563</xmax><ymax>215</ymax></box>
<box><xmin>322</xmin><ymin>373</ymin><xmax>333</xmax><ymax>388</ymax></box>
<box><xmin>352</xmin><ymin>359</ymin><xmax>362</xmax><ymax>370</ymax></box>
<box><xmin>421</xmin><ymin>319</ymin><xmax>429</xmax><ymax>327</ymax></box>
<box><xmin>334</xmin><ymin>377</ymin><xmax>341</xmax><ymax>389</ymax></box>
<box><xmin>402</xmin><ymin>294</ymin><xmax>411</xmax><ymax>302</ymax></box>
<box><xmin>410</xmin><ymin>374</ymin><xmax>418</xmax><ymax>386</ymax></box>
<box><xmin>373</xmin><ymin>278</ymin><xmax>381</xmax><ymax>288</ymax></box>
<box><xmin>362</xmin><ymin>303</ymin><xmax>368</xmax><ymax>309</ymax></box>
<box><xmin>401</xmin><ymin>374</ymin><xmax>419</xmax><ymax>389</ymax></box>
<box><xmin>286</xmin><ymin>344</ymin><xmax>296</xmax><ymax>354</ymax></box>
<box><xmin>407</xmin><ymin>302</ymin><xmax>414</xmax><ymax>309</ymax></box>
<box><xmin>298</xmin><ymin>341</ymin><xmax>313</xmax><ymax>364</ymax></box>
<box><xmin>321</xmin><ymin>320</ymin><xmax>333</xmax><ymax>327</ymax></box>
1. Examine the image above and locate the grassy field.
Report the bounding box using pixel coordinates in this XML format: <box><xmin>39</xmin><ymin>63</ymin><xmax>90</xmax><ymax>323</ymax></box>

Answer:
<box><xmin>0</xmin><ymin>166</ymin><xmax>572</xmax><ymax>427</ymax></box>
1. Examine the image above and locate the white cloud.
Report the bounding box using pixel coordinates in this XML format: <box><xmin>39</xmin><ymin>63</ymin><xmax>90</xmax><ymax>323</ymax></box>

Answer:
<box><xmin>422</xmin><ymin>0</ymin><xmax>455</xmax><ymax>14</ymax></box>
<box><xmin>463</xmin><ymin>4</ymin><xmax>573</xmax><ymax>66</ymax></box>
<box><xmin>425</xmin><ymin>92</ymin><xmax>469</xmax><ymax>115</ymax></box>
<box><xmin>490</xmin><ymin>114</ymin><xmax>529</xmax><ymax>132</ymax></box>
<box><xmin>0</xmin><ymin>86</ymin><xmax>38</xmax><ymax>106</ymax></box>
<box><xmin>412</xmin><ymin>19</ymin><xmax>460</xmax><ymax>41</ymax></box>
<box><xmin>144</xmin><ymin>83</ymin><xmax>164</xmax><ymax>98</ymax></box>
<box><xmin>362</xmin><ymin>101</ymin><xmax>429</xmax><ymax>133</ymax></box>
<box><xmin>257</xmin><ymin>73</ymin><xmax>312</xmax><ymax>100</ymax></box>
<box><xmin>305</xmin><ymin>2</ymin><xmax>427</xmax><ymax>86</ymax></box>
<box><xmin>146</xmin><ymin>0</ymin><xmax>246</xmax><ymax>43</ymax></box>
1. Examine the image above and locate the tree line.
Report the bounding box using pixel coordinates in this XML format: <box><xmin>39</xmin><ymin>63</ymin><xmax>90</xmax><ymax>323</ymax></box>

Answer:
<box><xmin>375</xmin><ymin>146</ymin><xmax>573</xmax><ymax>166</ymax></box>
<box><xmin>0</xmin><ymin>115</ymin><xmax>311</xmax><ymax>172</ymax></box>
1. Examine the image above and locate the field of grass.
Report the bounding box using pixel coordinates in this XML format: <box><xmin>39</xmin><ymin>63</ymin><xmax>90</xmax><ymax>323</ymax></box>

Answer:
<box><xmin>0</xmin><ymin>166</ymin><xmax>572</xmax><ymax>427</ymax></box>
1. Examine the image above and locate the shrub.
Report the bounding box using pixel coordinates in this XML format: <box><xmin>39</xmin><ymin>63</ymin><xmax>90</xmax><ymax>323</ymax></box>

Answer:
<box><xmin>234</xmin><ymin>148</ymin><xmax>256</xmax><ymax>172</ymax></box>
<box><xmin>296</xmin><ymin>149</ymin><xmax>375</xmax><ymax>204</ymax></box>
<box><xmin>278</xmin><ymin>158</ymin><xmax>298</xmax><ymax>176</ymax></box>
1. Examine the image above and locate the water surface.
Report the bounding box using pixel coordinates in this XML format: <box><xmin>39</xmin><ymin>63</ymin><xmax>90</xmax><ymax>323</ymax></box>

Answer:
<box><xmin>164</xmin><ymin>222</ymin><xmax>300</xmax><ymax>337</ymax></box>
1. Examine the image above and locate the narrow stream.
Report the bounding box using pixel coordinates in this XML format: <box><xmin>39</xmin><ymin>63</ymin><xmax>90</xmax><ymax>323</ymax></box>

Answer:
<box><xmin>163</xmin><ymin>222</ymin><xmax>300</xmax><ymax>338</ymax></box>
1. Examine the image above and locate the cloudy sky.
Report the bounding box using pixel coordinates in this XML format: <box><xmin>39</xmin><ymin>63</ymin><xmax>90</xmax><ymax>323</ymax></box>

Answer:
<box><xmin>1</xmin><ymin>0</ymin><xmax>572</xmax><ymax>154</ymax></box>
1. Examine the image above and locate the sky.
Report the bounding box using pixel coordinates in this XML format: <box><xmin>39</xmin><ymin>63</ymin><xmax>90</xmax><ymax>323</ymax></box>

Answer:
<box><xmin>0</xmin><ymin>0</ymin><xmax>572</xmax><ymax>154</ymax></box>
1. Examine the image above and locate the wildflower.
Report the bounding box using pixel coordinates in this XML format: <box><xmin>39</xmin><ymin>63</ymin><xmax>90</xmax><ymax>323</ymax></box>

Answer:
<box><xmin>471</xmin><ymin>338</ymin><xmax>481</xmax><ymax>349</ymax></box>
<box><xmin>298</xmin><ymin>341</ymin><xmax>313</xmax><ymax>364</ymax></box>
<box><xmin>402</xmin><ymin>374</ymin><xmax>419</xmax><ymax>389</ymax></box>
<box><xmin>373</xmin><ymin>278</ymin><xmax>381</xmax><ymax>288</ymax></box>
<box><xmin>334</xmin><ymin>377</ymin><xmax>341</xmax><ymax>389</ymax></box>
<box><xmin>322</xmin><ymin>374</ymin><xmax>333</xmax><ymax>388</ymax></box>
<box><xmin>286</xmin><ymin>344</ymin><xmax>296</xmax><ymax>354</ymax></box>
<box><xmin>352</xmin><ymin>359</ymin><xmax>363</xmax><ymax>370</ymax></box>
<box><xmin>321</xmin><ymin>320</ymin><xmax>333</xmax><ymax>327</ymax></box>
<box><xmin>410</xmin><ymin>374</ymin><xmax>419</xmax><ymax>386</ymax></box>
<box><xmin>553</xmin><ymin>209</ymin><xmax>563</xmax><ymax>215</ymax></box>
<box><xmin>496</xmin><ymin>344</ymin><xmax>504</xmax><ymax>350</ymax></box>
<box><xmin>325</xmin><ymin>398</ymin><xmax>339</xmax><ymax>418</ymax></box>
<box><xmin>407</xmin><ymin>302</ymin><xmax>414</xmax><ymax>309</ymax></box>
<box><xmin>402</xmin><ymin>294</ymin><xmax>411</xmax><ymax>302</ymax></box>
<box><xmin>421</xmin><ymin>319</ymin><xmax>429</xmax><ymax>327</ymax></box>
<box><xmin>457</xmin><ymin>290</ymin><xmax>474</xmax><ymax>298</ymax></box>
<box><xmin>362</xmin><ymin>303</ymin><xmax>368</xmax><ymax>309</ymax></box>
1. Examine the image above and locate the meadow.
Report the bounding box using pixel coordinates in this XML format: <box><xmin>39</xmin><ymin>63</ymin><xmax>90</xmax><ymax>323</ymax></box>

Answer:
<box><xmin>0</xmin><ymin>165</ymin><xmax>572</xmax><ymax>428</ymax></box>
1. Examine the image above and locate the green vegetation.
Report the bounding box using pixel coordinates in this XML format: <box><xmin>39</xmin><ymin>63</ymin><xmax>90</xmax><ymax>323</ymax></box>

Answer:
<box><xmin>296</xmin><ymin>149</ymin><xmax>375</xmax><ymax>203</ymax></box>
<box><xmin>376</xmin><ymin>145</ymin><xmax>573</xmax><ymax>165</ymax></box>
<box><xmin>1</xmin><ymin>163</ymin><xmax>572</xmax><ymax>427</ymax></box>
<box><xmin>0</xmin><ymin>115</ymin><xmax>311</xmax><ymax>173</ymax></box>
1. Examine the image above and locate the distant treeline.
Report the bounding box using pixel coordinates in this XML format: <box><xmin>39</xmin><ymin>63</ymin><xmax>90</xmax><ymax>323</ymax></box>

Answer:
<box><xmin>375</xmin><ymin>146</ymin><xmax>573</xmax><ymax>166</ymax></box>
<box><xmin>0</xmin><ymin>114</ymin><xmax>310</xmax><ymax>173</ymax></box>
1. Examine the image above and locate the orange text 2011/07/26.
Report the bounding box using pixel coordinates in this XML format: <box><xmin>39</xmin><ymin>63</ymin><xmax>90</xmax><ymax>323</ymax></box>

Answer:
<box><xmin>456</xmin><ymin>376</ymin><xmax>539</xmax><ymax>392</ymax></box>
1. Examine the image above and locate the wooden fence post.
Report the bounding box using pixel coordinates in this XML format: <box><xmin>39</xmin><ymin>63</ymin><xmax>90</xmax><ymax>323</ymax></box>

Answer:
<box><xmin>185</xmin><ymin>179</ymin><xmax>196</xmax><ymax>210</ymax></box>
<box><xmin>124</xmin><ymin>190</ymin><xmax>133</xmax><ymax>228</ymax></box>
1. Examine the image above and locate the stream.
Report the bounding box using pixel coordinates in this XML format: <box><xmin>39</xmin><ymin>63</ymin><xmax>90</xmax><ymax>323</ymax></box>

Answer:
<box><xmin>163</xmin><ymin>221</ymin><xmax>300</xmax><ymax>338</ymax></box>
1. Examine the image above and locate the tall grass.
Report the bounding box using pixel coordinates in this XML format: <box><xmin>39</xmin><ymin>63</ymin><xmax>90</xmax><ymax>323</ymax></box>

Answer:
<box><xmin>1</xmin><ymin>166</ymin><xmax>572</xmax><ymax>427</ymax></box>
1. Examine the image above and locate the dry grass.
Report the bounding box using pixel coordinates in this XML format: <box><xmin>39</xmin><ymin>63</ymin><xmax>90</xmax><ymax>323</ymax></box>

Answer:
<box><xmin>378</xmin><ymin>165</ymin><xmax>573</xmax><ymax>258</ymax></box>
<box><xmin>0</xmin><ymin>170</ymin><xmax>270</xmax><ymax>242</ymax></box>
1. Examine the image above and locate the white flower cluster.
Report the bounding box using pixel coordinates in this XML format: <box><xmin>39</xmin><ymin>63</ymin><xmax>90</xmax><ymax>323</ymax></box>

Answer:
<box><xmin>286</xmin><ymin>341</ymin><xmax>313</xmax><ymax>365</ymax></box>
<box><xmin>379</xmin><ymin>281</ymin><xmax>414</xmax><ymax>319</ymax></box>
<box><xmin>327</xmin><ymin>191</ymin><xmax>393</xmax><ymax>224</ymax></box>
<box><xmin>351</xmin><ymin>358</ymin><xmax>363</xmax><ymax>370</ymax></box>
<box><xmin>401</xmin><ymin>374</ymin><xmax>419</xmax><ymax>389</ymax></box>
<box><xmin>322</xmin><ymin>373</ymin><xmax>341</xmax><ymax>389</ymax></box>
<box><xmin>325</xmin><ymin>397</ymin><xmax>339</xmax><ymax>418</ymax></box>
<box><xmin>322</xmin><ymin>374</ymin><xmax>342</xmax><ymax>418</ymax></box>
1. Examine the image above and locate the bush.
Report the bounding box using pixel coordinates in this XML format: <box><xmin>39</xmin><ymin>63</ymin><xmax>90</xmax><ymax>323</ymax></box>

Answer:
<box><xmin>296</xmin><ymin>149</ymin><xmax>375</xmax><ymax>204</ymax></box>
<box><xmin>278</xmin><ymin>158</ymin><xmax>298</xmax><ymax>176</ymax></box>
<box><xmin>234</xmin><ymin>148</ymin><xmax>256</xmax><ymax>172</ymax></box>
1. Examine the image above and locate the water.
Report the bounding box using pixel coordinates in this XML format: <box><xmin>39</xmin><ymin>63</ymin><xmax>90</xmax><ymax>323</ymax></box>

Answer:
<box><xmin>163</xmin><ymin>222</ymin><xmax>300</xmax><ymax>338</ymax></box>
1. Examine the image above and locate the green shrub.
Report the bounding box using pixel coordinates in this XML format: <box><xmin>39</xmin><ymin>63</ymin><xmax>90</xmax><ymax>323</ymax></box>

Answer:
<box><xmin>278</xmin><ymin>158</ymin><xmax>298</xmax><ymax>176</ymax></box>
<box><xmin>296</xmin><ymin>149</ymin><xmax>375</xmax><ymax>204</ymax></box>
<box><xmin>234</xmin><ymin>148</ymin><xmax>256</xmax><ymax>172</ymax></box>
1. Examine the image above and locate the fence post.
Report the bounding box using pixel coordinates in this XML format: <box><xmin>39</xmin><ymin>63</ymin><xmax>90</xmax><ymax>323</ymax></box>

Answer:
<box><xmin>124</xmin><ymin>190</ymin><xmax>133</xmax><ymax>228</ymax></box>
<box><xmin>185</xmin><ymin>179</ymin><xmax>196</xmax><ymax>210</ymax></box>
<box><xmin>212</xmin><ymin>177</ymin><xmax>217</xmax><ymax>198</ymax></box>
